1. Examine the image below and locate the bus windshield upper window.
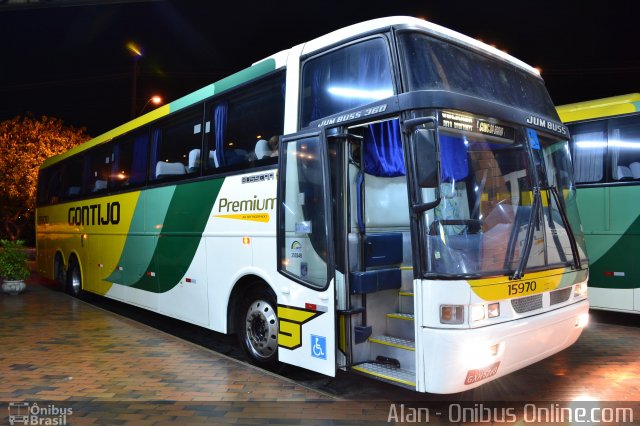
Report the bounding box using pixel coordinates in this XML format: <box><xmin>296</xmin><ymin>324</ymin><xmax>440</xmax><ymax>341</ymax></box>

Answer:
<box><xmin>301</xmin><ymin>37</ymin><xmax>393</xmax><ymax>127</ymax></box>
<box><xmin>398</xmin><ymin>32</ymin><xmax>558</xmax><ymax>119</ymax></box>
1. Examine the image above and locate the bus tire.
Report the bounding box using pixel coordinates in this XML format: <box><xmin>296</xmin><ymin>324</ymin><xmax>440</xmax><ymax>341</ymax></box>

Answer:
<box><xmin>54</xmin><ymin>253</ymin><xmax>66</xmax><ymax>291</ymax></box>
<box><xmin>66</xmin><ymin>257</ymin><xmax>83</xmax><ymax>298</ymax></box>
<box><xmin>237</xmin><ymin>287</ymin><xmax>279</xmax><ymax>369</ymax></box>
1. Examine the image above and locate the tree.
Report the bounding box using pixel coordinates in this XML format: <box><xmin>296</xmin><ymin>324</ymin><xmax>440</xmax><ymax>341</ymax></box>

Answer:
<box><xmin>0</xmin><ymin>115</ymin><xmax>90</xmax><ymax>242</ymax></box>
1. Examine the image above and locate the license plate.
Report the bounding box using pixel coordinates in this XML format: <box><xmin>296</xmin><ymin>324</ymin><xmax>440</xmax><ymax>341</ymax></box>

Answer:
<box><xmin>464</xmin><ymin>361</ymin><xmax>500</xmax><ymax>385</ymax></box>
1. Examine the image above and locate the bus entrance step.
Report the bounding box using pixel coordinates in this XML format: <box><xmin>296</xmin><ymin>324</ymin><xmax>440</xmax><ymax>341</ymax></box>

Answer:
<box><xmin>352</xmin><ymin>362</ymin><xmax>415</xmax><ymax>388</ymax></box>
<box><xmin>369</xmin><ymin>335</ymin><xmax>415</xmax><ymax>351</ymax></box>
<box><xmin>399</xmin><ymin>291</ymin><xmax>414</xmax><ymax>314</ymax></box>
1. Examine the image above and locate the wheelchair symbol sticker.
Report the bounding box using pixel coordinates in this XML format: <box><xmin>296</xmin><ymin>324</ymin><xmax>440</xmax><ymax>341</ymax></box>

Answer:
<box><xmin>311</xmin><ymin>334</ymin><xmax>326</xmax><ymax>360</ymax></box>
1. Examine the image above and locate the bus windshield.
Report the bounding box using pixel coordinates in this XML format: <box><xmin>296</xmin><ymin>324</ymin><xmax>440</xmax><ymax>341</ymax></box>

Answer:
<box><xmin>398</xmin><ymin>31</ymin><xmax>558</xmax><ymax>119</ymax></box>
<box><xmin>418</xmin><ymin>118</ymin><xmax>585</xmax><ymax>278</ymax></box>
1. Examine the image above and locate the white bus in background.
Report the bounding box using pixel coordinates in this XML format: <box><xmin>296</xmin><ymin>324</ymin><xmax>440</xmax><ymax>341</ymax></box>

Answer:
<box><xmin>37</xmin><ymin>16</ymin><xmax>589</xmax><ymax>394</ymax></box>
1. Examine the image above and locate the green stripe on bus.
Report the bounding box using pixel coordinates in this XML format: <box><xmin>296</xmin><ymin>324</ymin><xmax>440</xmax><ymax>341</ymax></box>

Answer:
<box><xmin>106</xmin><ymin>186</ymin><xmax>176</xmax><ymax>285</ymax></box>
<box><xmin>169</xmin><ymin>58</ymin><xmax>276</xmax><ymax>113</ymax></box>
<box><xmin>128</xmin><ymin>178</ymin><xmax>224</xmax><ymax>293</ymax></box>
<box><xmin>587</xmin><ymin>213</ymin><xmax>640</xmax><ymax>290</ymax></box>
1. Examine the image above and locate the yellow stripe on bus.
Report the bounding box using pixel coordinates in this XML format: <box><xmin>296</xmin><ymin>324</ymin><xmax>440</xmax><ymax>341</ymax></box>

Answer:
<box><xmin>468</xmin><ymin>268</ymin><xmax>568</xmax><ymax>300</ymax></box>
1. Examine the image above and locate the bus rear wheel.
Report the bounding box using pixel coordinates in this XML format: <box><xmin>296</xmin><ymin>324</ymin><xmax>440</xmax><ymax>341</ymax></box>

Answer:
<box><xmin>66</xmin><ymin>257</ymin><xmax>83</xmax><ymax>298</ymax></box>
<box><xmin>237</xmin><ymin>288</ymin><xmax>279</xmax><ymax>369</ymax></box>
<box><xmin>54</xmin><ymin>254</ymin><xmax>65</xmax><ymax>291</ymax></box>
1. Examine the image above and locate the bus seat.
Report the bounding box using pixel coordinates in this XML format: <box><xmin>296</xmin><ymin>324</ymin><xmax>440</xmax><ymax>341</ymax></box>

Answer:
<box><xmin>92</xmin><ymin>180</ymin><xmax>107</xmax><ymax>192</ymax></box>
<box><xmin>254</xmin><ymin>139</ymin><xmax>272</xmax><ymax>159</ymax></box>
<box><xmin>225</xmin><ymin>149</ymin><xmax>249</xmax><ymax>166</ymax></box>
<box><xmin>156</xmin><ymin>161</ymin><xmax>186</xmax><ymax>179</ymax></box>
<box><xmin>363</xmin><ymin>233</ymin><xmax>403</xmax><ymax>268</ymax></box>
<box><xmin>350</xmin><ymin>269</ymin><xmax>401</xmax><ymax>294</ymax></box>
<box><xmin>630</xmin><ymin>162</ymin><xmax>640</xmax><ymax>179</ymax></box>
<box><xmin>614</xmin><ymin>165</ymin><xmax>633</xmax><ymax>180</ymax></box>
<box><xmin>188</xmin><ymin>149</ymin><xmax>200</xmax><ymax>173</ymax></box>
<box><xmin>350</xmin><ymin>232</ymin><xmax>403</xmax><ymax>294</ymax></box>
<box><xmin>364</xmin><ymin>174</ymin><xmax>409</xmax><ymax>228</ymax></box>
<box><xmin>209</xmin><ymin>150</ymin><xmax>219</xmax><ymax>168</ymax></box>
<box><xmin>67</xmin><ymin>186</ymin><xmax>81</xmax><ymax>196</ymax></box>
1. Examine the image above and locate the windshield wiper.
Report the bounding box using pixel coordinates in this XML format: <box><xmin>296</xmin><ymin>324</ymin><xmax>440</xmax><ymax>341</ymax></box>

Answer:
<box><xmin>548</xmin><ymin>185</ymin><xmax>582</xmax><ymax>270</ymax></box>
<box><xmin>510</xmin><ymin>187</ymin><xmax>541</xmax><ymax>280</ymax></box>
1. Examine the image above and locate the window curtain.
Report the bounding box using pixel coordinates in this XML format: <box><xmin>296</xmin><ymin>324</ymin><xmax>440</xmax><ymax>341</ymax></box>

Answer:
<box><xmin>111</xmin><ymin>143</ymin><xmax>121</xmax><ymax>188</ymax></box>
<box><xmin>363</xmin><ymin>120</ymin><xmax>405</xmax><ymax>177</ymax></box>
<box><xmin>214</xmin><ymin>103</ymin><xmax>227</xmax><ymax>167</ymax></box>
<box><xmin>150</xmin><ymin>128</ymin><xmax>161</xmax><ymax>179</ymax></box>
<box><xmin>82</xmin><ymin>155</ymin><xmax>92</xmax><ymax>193</ymax></box>
<box><xmin>573</xmin><ymin>131</ymin><xmax>605</xmax><ymax>183</ymax></box>
<box><xmin>131</xmin><ymin>133</ymin><xmax>148</xmax><ymax>185</ymax></box>
<box><xmin>439</xmin><ymin>134</ymin><xmax>469</xmax><ymax>182</ymax></box>
<box><xmin>310</xmin><ymin>62</ymin><xmax>329</xmax><ymax>123</ymax></box>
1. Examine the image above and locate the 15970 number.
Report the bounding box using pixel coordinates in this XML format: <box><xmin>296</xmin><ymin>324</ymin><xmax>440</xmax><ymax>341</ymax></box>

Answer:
<box><xmin>508</xmin><ymin>280</ymin><xmax>537</xmax><ymax>296</ymax></box>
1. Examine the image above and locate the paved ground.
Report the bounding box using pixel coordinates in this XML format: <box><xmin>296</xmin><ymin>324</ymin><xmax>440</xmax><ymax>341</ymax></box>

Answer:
<box><xmin>1</xmin><ymin>268</ymin><xmax>639</xmax><ymax>425</ymax></box>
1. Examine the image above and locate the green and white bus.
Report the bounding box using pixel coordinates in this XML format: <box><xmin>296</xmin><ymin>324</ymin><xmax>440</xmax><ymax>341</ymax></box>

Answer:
<box><xmin>558</xmin><ymin>93</ymin><xmax>640</xmax><ymax>314</ymax></box>
<box><xmin>37</xmin><ymin>16</ymin><xmax>589</xmax><ymax>394</ymax></box>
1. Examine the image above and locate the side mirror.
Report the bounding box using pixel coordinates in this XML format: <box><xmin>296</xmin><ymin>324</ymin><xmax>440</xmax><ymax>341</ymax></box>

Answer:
<box><xmin>414</xmin><ymin>128</ymin><xmax>438</xmax><ymax>188</ymax></box>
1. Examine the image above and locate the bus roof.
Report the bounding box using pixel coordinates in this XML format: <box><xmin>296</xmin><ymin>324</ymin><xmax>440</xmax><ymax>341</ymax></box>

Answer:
<box><xmin>557</xmin><ymin>93</ymin><xmax>640</xmax><ymax>123</ymax></box>
<box><xmin>42</xmin><ymin>16</ymin><xmax>542</xmax><ymax>170</ymax></box>
<box><xmin>300</xmin><ymin>16</ymin><xmax>541</xmax><ymax>78</ymax></box>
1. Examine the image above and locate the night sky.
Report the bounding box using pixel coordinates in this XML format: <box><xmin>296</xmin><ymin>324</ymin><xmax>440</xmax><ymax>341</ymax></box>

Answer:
<box><xmin>1</xmin><ymin>0</ymin><xmax>638</xmax><ymax>137</ymax></box>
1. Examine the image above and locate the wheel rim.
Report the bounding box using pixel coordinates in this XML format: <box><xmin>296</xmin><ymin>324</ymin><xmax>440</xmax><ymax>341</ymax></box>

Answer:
<box><xmin>70</xmin><ymin>265</ymin><xmax>81</xmax><ymax>294</ymax></box>
<box><xmin>244</xmin><ymin>299</ymin><xmax>278</xmax><ymax>360</ymax></box>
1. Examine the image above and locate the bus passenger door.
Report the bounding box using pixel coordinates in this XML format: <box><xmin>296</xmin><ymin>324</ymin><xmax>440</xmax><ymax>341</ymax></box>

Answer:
<box><xmin>276</xmin><ymin>130</ymin><xmax>337</xmax><ymax>376</ymax></box>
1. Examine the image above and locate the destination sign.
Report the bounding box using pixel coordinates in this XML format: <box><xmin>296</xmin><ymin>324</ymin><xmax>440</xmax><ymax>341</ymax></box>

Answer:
<box><xmin>440</xmin><ymin>111</ymin><xmax>515</xmax><ymax>141</ymax></box>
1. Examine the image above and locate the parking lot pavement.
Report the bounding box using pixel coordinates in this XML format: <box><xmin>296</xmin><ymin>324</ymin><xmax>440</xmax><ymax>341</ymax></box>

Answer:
<box><xmin>2</xmin><ymin>271</ymin><xmax>640</xmax><ymax>424</ymax></box>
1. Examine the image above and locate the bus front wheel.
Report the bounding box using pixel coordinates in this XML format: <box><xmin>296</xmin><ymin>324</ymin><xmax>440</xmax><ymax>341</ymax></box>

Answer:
<box><xmin>66</xmin><ymin>257</ymin><xmax>83</xmax><ymax>298</ymax></box>
<box><xmin>237</xmin><ymin>287</ymin><xmax>279</xmax><ymax>369</ymax></box>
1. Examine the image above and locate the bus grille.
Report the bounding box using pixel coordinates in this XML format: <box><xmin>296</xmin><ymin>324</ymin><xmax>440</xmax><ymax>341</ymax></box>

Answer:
<box><xmin>511</xmin><ymin>294</ymin><xmax>543</xmax><ymax>313</ymax></box>
<box><xmin>550</xmin><ymin>287</ymin><xmax>572</xmax><ymax>305</ymax></box>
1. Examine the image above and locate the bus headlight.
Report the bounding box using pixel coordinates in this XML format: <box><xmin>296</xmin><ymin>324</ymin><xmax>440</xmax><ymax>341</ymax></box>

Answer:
<box><xmin>575</xmin><ymin>312</ymin><xmax>589</xmax><ymax>328</ymax></box>
<box><xmin>470</xmin><ymin>302</ymin><xmax>500</xmax><ymax>323</ymax></box>
<box><xmin>440</xmin><ymin>305</ymin><xmax>464</xmax><ymax>324</ymax></box>
<box><xmin>470</xmin><ymin>305</ymin><xmax>485</xmax><ymax>322</ymax></box>
<box><xmin>574</xmin><ymin>283</ymin><xmax>588</xmax><ymax>298</ymax></box>
<box><xmin>487</xmin><ymin>302</ymin><xmax>500</xmax><ymax>318</ymax></box>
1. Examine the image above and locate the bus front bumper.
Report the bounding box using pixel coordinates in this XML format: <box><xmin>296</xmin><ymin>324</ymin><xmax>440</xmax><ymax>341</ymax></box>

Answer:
<box><xmin>418</xmin><ymin>299</ymin><xmax>589</xmax><ymax>394</ymax></box>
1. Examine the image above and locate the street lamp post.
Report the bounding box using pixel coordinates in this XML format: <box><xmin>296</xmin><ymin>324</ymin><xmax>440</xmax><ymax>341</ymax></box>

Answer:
<box><xmin>126</xmin><ymin>41</ymin><xmax>143</xmax><ymax>119</ymax></box>
<box><xmin>138</xmin><ymin>95</ymin><xmax>163</xmax><ymax>116</ymax></box>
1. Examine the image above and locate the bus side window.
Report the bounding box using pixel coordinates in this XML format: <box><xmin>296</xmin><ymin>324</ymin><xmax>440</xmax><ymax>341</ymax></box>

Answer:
<box><xmin>84</xmin><ymin>144</ymin><xmax>112</xmax><ymax>193</ymax></box>
<box><xmin>149</xmin><ymin>108</ymin><xmax>203</xmax><ymax>182</ymax></box>
<box><xmin>205</xmin><ymin>72</ymin><xmax>284</xmax><ymax>173</ymax></box>
<box><xmin>61</xmin><ymin>155</ymin><xmax>85</xmax><ymax>200</ymax></box>
<box><xmin>111</xmin><ymin>131</ymin><xmax>149</xmax><ymax>189</ymax></box>
<box><xmin>568</xmin><ymin>121</ymin><xmax>606</xmax><ymax>184</ymax></box>
<box><xmin>42</xmin><ymin>165</ymin><xmax>63</xmax><ymax>205</ymax></box>
<box><xmin>608</xmin><ymin>115</ymin><xmax>640</xmax><ymax>181</ymax></box>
